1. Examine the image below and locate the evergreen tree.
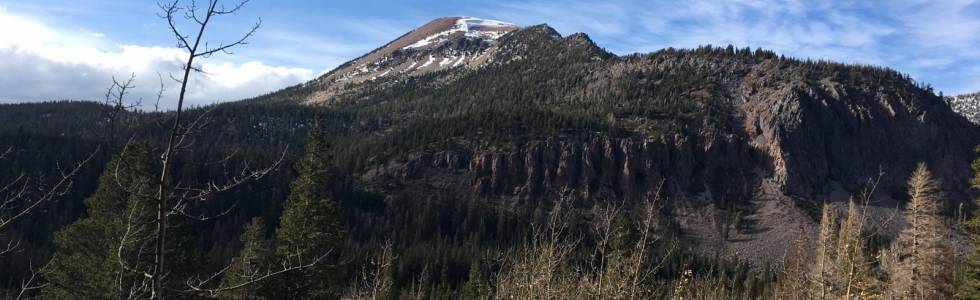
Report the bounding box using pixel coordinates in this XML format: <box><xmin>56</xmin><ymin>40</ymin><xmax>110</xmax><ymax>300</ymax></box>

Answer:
<box><xmin>461</xmin><ymin>260</ymin><xmax>488</xmax><ymax>299</ymax></box>
<box><xmin>220</xmin><ymin>217</ymin><xmax>273</xmax><ymax>299</ymax></box>
<box><xmin>41</xmin><ymin>145</ymin><xmax>156</xmax><ymax>299</ymax></box>
<box><xmin>271</xmin><ymin>124</ymin><xmax>345</xmax><ymax>298</ymax></box>
<box><xmin>957</xmin><ymin>147</ymin><xmax>980</xmax><ymax>299</ymax></box>
<box><xmin>973</xmin><ymin>147</ymin><xmax>980</xmax><ymax>189</ymax></box>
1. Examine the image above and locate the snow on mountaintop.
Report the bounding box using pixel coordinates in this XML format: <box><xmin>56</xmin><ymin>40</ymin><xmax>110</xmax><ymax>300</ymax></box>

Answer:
<box><xmin>304</xmin><ymin>17</ymin><xmax>519</xmax><ymax>104</ymax></box>
<box><xmin>404</xmin><ymin>17</ymin><xmax>519</xmax><ymax>49</ymax></box>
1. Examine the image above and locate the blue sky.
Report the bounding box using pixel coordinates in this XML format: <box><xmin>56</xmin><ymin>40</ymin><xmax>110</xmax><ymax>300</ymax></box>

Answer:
<box><xmin>1</xmin><ymin>0</ymin><xmax>979</xmax><ymax>108</ymax></box>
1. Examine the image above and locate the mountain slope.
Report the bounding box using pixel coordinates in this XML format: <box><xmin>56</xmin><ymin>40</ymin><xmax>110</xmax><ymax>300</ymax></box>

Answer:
<box><xmin>244</xmin><ymin>20</ymin><xmax>980</xmax><ymax>265</ymax></box>
<box><xmin>302</xmin><ymin>17</ymin><xmax>518</xmax><ymax>104</ymax></box>
<box><xmin>262</xmin><ymin>21</ymin><xmax>977</xmax><ymax>206</ymax></box>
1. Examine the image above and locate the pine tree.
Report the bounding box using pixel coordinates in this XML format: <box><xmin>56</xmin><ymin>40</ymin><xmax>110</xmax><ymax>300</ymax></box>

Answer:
<box><xmin>220</xmin><ymin>217</ymin><xmax>273</xmax><ymax>299</ymax></box>
<box><xmin>960</xmin><ymin>233</ymin><xmax>980</xmax><ymax>299</ymax></box>
<box><xmin>41</xmin><ymin>145</ymin><xmax>156</xmax><ymax>299</ymax></box>
<box><xmin>956</xmin><ymin>148</ymin><xmax>980</xmax><ymax>298</ymax></box>
<box><xmin>270</xmin><ymin>124</ymin><xmax>345</xmax><ymax>298</ymax></box>
<box><xmin>972</xmin><ymin>147</ymin><xmax>980</xmax><ymax>189</ymax></box>
<box><xmin>888</xmin><ymin>163</ymin><xmax>954</xmax><ymax>299</ymax></box>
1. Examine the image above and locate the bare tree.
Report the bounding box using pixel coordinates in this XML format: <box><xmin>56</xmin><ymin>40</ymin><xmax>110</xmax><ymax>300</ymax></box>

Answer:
<box><xmin>0</xmin><ymin>147</ymin><xmax>98</xmax><ymax>233</ymax></box>
<box><xmin>89</xmin><ymin>74</ymin><xmax>149</xmax><ymax>151</ymax></box>
<box><xmin>82</xmin><ymin>1</ymin><xmax>322</xmax><ymax>298</ymax></box>
<box><xmin>345</xmin><ymin>239</ymin><xmax>394</xmax><ymax>300</ymax></box>
<box><xmin>494</xmin><ymin>192</ymin><xmax>580</xmax><ymax>299</ymax></box>
<box><xmin>153</xmin><ymin>1</ymin><xmax>260</xmax><ymax>297</ymax></box>
<box><xmin>884</xmin><ymin>163</ymin><xmax>955</xmax><ymax>299</ymax></box>
<box><xmin>0</xmin><ymin>141</ymin><xmax>98</xmax><ymax>299</ymax></box>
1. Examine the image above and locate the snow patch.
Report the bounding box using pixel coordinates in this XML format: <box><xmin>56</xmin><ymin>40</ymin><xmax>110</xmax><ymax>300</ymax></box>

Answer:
<box><xmin>402</xmin><ymin>61</ymin><xmax>418</xmax><ymax>73</ymax></box>
<box><xmin>404</xmin><ymin>17</ymin><xmax>517</xmax><ymax>49</ymax></box>
<box><xmin>418</xmin><ymin>55</ymin><xmax>436</xmax><ymax>69</ymax></box>
<box><xmin>371</xmin><ymin>69</ymin><xmax>392</xmax><ymax>81</ymax></box>
<box><xmin>439</xmin><ymin>56</ymin><xmax>454</xmax><ymax>66</ymax></box>
<box><xmin>452</xmin><ymin>55</ymin><xmax>467</xmax><ymax>67</ymax></box>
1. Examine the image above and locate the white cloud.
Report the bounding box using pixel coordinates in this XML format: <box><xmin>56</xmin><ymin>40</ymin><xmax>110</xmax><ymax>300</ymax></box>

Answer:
<box><xmin>83</xmin><ymin>29</ymin><xmax>105</xmax><ymax>38</ymax></box>
<box><xmin>0</xmin><ymin>7</ymin><xmax>315</xmax><ymax>108</ymax></box>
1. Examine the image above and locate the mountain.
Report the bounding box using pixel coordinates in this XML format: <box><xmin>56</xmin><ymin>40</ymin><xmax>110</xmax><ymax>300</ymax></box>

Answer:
<box><xmin>2</xmin><ymin>16</ymin><xmax>980</xmax><ymax>289</ymax></box>
<box><xmin>947</xmin><ymin>92</ymin><xmax>980</xmax><ymax>124</ymax></box>
<box><xmin>245</xmin><ymin>18</ymin><xmax>980</xmax><ymax>264</ymax></box>
<box><xmin>302</xmin><ymin>17</ymin><xmax>519</xmax><ymax>104</ymax></box>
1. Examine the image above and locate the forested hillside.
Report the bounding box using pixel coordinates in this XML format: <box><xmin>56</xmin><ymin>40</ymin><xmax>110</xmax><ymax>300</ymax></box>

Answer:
<box><xmin>1</xmin><ymin>7</ymin><xmax>979</xmax><ymax>299</ymax></box>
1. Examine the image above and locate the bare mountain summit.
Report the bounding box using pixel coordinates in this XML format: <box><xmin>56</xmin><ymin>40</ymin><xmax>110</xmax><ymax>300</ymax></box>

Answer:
<box><xmin>304</xmin><ymin>17</ymin><xmax>519</xmax><ymax>104</ymax></box>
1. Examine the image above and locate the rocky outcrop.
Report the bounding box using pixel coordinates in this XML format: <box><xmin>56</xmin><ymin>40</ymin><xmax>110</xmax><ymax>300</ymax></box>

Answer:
<box><xmin>366</xmin><ymin>60</ymin><xmax>980</xmax><ymax>213</ymax></box>
<box><xmin>368</xmin><ymin>131</ymin><xmax>761</xmax><ymax>209</ymax></box>
<box><xmin>737</xmin><ymin>66</ymin><xmax>980</xmax><ymax>209</ymax></box>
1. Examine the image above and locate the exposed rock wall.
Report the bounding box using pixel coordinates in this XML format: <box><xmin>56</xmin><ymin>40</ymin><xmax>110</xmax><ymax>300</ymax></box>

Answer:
<box><xmin>376</xmin><ymin>132</ymin><xmax>760</xmax><ymax>209</ymax></box>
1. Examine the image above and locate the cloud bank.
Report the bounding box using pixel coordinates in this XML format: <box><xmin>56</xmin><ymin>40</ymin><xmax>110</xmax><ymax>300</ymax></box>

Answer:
<box><xmin>0</xmin><ymin>7</ymin><xmax>315</xmax><ymax>109</ymax></box>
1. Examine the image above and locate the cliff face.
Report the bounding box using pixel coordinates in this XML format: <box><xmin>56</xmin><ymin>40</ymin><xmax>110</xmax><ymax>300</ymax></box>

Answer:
<box><xmin>736</xmin><ymin>61</ymin><xmax>980</xmax><ymax>207</ymax></box>
<box><xmin>363</xmin><ymin>70</ymin><xmax>978</xmax><ymax>211</ymax></box>
<box><xmin>377</xmin><ymin>132</ymin><xmax>757</xmax><ymax>206</ymax></box>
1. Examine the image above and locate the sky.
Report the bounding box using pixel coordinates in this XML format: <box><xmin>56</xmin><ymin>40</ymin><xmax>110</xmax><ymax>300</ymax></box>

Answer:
<box><xmin>1</xmin><ymin>0</ymin><xmax>979</xmax><ymax>109</ymax></box>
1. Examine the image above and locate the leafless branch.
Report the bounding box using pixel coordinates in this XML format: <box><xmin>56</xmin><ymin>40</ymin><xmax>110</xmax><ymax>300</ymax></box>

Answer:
<box><xmin>177</xmin><ymin>147</ymin><xmax>286</xmax><ymax>202</ymax></box>
<box><xmin>149</xmin><ymin>1</ymin><xmax>264</xmax><ymax>297</ymax></box>
<box><xmin>93</xmin><ymin>74</ymin><xmax>144</xmax><ymax>149</ymax></box>
<box><xmin>0</xmin><ymin>239</ymin><xmax>21</xmax><ymax>257</ymax></box>
<box><xmin>16</xmin><ymin>261</ymin><xmax>48</xmax><ymax>300</ymax></box>
<box><xmin>212</xmin><ymin>0</ymin><xmax>250</xmax><ymax>15</ymax></box>
<box><xmin>194</xmin><ymin>19</ymin><xmax>260</xmax><ymax>58</ymax></box>
<box><xmin>177</xmin><ymin>250</ymin><xmax>330</xmax><ymax>297</ymax></box>
<box><xmin>0</xmin><ymin>146</ymin><xmax>12</xmax><ymax>160</ymax></box>
<box><xmin>0</xmin><ymin>147</ymin><xmax>100</xmax><ymax>231</ymax></box>
<box><xmin>154</xmin><ymin>73</ymin><xmax>167</xmax><ymax>112</ymax></box>
<box><xmin>158</xmin><ymin>1</ymin><xmax>193</xmax><ymax>52</ymax></box>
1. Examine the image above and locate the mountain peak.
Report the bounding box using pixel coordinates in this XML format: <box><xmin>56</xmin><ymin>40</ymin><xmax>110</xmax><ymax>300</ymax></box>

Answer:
<box><xmin>404</xmin><ymin>17</ymin><xmax>519</xmax><ymax>49</ymax></box>
<box><xmin>304</xmin><ymin>16</ymin><xmax>520</xmax><ymax>103</ymax></box>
